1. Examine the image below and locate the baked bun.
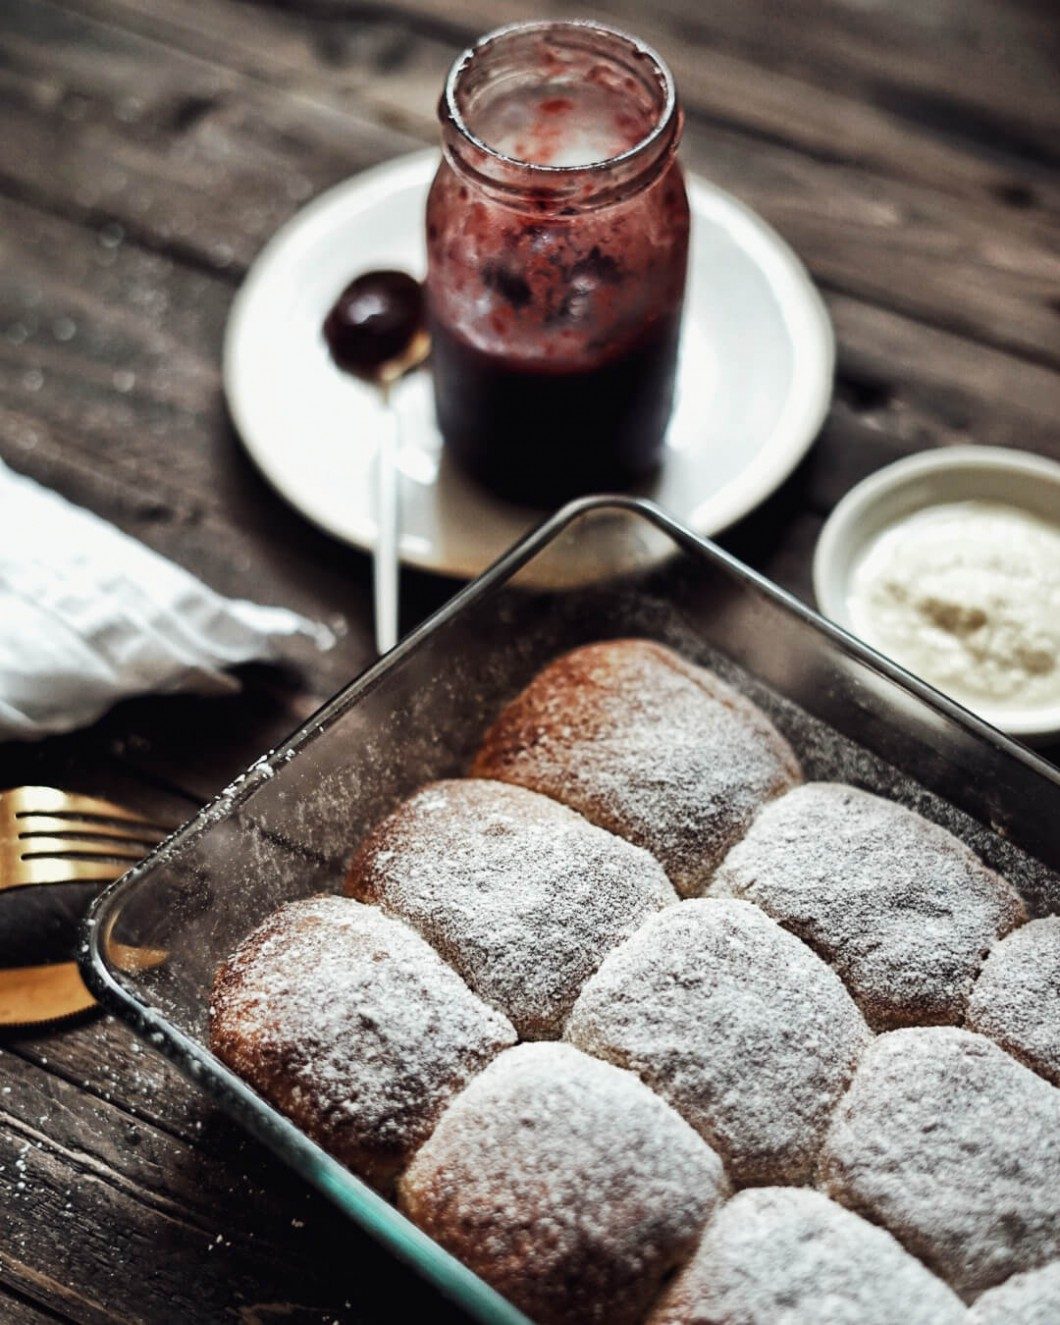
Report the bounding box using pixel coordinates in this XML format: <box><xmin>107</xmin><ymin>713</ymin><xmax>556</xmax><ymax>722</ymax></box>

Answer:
<box><xmin>966</xmin><ymin>916</ymin><xmax>1060</xmax><ymax>1084</ymax></box>
<box><xmin>712</xmin><ymin>782</ymin><xmax>1025</xmax><ymax>1029</ymax></box>
<box><xmin>209</xmin><ymin>895</ymin><xmax>516</xmax><ymax>1192</ymax></box>
<box><xmin>647</xmin><ymin>1187</ymin><xmax>966</xmax><ymax>1325</ymax></box>
<box><xmin>818</xmin><ymin>1027</ymin><xmax>1060</xmax><ymax>1299</ymax></box>
<box><xmin>399</xmin><ymin>1042</ymin><xmax>727</xmax><ymax>1325</ymax></box>
<box><xmin>567</xmin><ymin>898</ymin><xmax>870</xmax><ymax>1185</ymax></box>
<box><xmin>346</xmin><ymin>778</ymin><xmax>676</xmax><ymax>1039</ymax></box>
<box><xmin>969</xmin><ymin>1262</ymin><xmax>1060</xmax><ymax>1324</ymax></box>
<box><xmin>472</xmin><ymin>639</ymin><xmax>801</xmax><ymax>896</ymax></box>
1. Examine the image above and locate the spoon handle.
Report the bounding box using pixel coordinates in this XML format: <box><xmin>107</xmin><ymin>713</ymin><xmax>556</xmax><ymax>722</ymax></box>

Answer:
<box><xmin>373</xmin><ymin>395</ymin><xmax>400</xmax><ymax>655</ymax></box>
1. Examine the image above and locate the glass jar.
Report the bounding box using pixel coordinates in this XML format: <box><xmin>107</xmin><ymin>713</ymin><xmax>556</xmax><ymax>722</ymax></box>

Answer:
<box><xmin>426</xmin><ymin>20</ymin><xmax>689</xmax><ymax>505</ymax></box>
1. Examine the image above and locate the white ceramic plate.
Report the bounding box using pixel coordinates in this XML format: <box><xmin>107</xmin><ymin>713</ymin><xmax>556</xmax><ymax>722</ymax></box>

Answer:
<box><xmin>224</xmin><ymin>149</ymin><xmax>834</xmax><ymax>579</ymax></box>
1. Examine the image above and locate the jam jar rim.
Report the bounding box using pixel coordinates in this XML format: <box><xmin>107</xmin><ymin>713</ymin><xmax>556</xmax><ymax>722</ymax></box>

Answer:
<box><xmin>439</xmin><ymin>19</ymin><xmax>681</xmax><ymax>210</ymax></box>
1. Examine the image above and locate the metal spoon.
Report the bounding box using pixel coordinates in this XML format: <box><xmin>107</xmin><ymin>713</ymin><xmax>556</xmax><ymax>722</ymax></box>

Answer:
<box><xmin>323</xmin><ymin>271</ymin><xmax>430</xmax><ymax>654</ymax></box>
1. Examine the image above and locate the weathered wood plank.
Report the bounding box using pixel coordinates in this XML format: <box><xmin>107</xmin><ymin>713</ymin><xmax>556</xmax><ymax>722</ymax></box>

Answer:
<box><xmin>828</xmin><ymin>292</ymin><xmax>1060</xmax><ymax>452</ymax></box>
<box><xmin>1</xmin><ymin>1042</ymin><xmax>304</xmax><ymax>1242</ymax></box>
<box><xmin>0</xmin><ymin>1045</ymin><xmax>470</xmax><ymax>1323</ymax></box>
<box><xmin>0</xmin><ymin>1285</ymin><xmax>72</xmax><ymax>1323</ymax></box>
<box><xmin>2</xmin><ymin>0</ymin><xmax>1058</xmax><ymax>363</ymax></box>
<box><xmin>5</xmin><ymin>1018</ymin><xmax>214</xmax><ymax>1150</ymax></box>
<box><xmin>65</xmin><ymin>0</ymin><xmax>1060</xmax><ymax>223</ymax></box>
<box><xmin>617</xmin><ymin>0</ymin><xmax>1060</xmax><ymax>164</ymax></box>
<box><xmin>0</xmin><ymin>0</ymin><xmax>421</xmax><ymax>274</ymax></box>
<box><xmin>812</xmin><ymin>292</ymin><xmax>1060</xmax><ymax>509</ymax></box>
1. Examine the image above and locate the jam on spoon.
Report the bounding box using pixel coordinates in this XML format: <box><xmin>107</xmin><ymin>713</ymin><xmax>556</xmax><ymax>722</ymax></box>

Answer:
<box><xmin>322</xmin><ymin>269</ymin><xmax>429</xmax><ymax>655</ymax></box>
<box><xmin>324</xmin><ymin>270</ymin><xmax>428</xmax><ymax>386</ymax></box>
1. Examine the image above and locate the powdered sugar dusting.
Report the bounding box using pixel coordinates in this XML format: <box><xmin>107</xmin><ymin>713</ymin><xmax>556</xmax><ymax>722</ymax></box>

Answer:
<box><xmin>970</xmin><ymin>1261</ymin><xmax>1060</xmax><ymax>1324</ymax></box>
<box><xmin>399</xmin><ymin>1042</ymin><xmax>728</xmax><ymax>1325</ymax></box>
<box><xmin>712</xmin><ymin>782</ymin><xmax>1026</xmax><ymax>1030</ymax></box>
<box><xmin>347</xmin><ymin>779</ymin><xmax>677</xmax><ymax>1039</ymax></box>
<box><xmin>567</xmin><ymin>899</ymin><xmax>870</xmax><ymax>1185</ymax></box>
<box><xmin>647</xmin><ymin>1187</ymin><xmax>966</xmax><ymax>1325</ymax></box>
<box><xmin>209</xmin><ymin>896</ymin><xmax>515</xmax><ymax>1192</ymax></box>
<box><xmin>472</xmin><ymin>639</ymin><xmax>802</xmax><ymax>897</ymax></box>
<box><xmin>198</xmin><ymin>619</ymin><xmax>1060</xmax><ymax>1319</ymax></box>
<box><xmin>819</xmin><ymin>1027</ymin><xmax>1060</xmax><ymax>1300</ymax></box>
<box><xmin>967</xmin><ymin>917</ymin><xmax>1060</xmax><ymax>1085</ymax></box>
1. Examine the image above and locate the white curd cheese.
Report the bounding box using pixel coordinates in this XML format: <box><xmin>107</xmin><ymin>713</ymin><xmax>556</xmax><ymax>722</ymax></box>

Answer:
<box><xmin>847</xmin><ymin>501</ymin><xmax>1060</xmax><ymax>716</ymax></box>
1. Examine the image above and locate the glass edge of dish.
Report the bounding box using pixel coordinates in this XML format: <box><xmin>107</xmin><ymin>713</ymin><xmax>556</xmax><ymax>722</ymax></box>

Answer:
<box><xmin>78</xmin><ymin>493</ymin><xmax>1060</xmax><ymax>1322</ymax></box>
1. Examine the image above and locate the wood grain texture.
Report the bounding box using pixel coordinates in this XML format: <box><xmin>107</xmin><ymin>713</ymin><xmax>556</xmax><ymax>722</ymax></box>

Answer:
<box><xmin>7</xmin><ymin>0</ymin><xmax>1057</xmax><ymax>363</ymax></box>
<box><xmin>0</xmin><ymin>1285</ymin><xmax>70</xmax><ymax>1324</ymax></box>
<box><xmin>0</xmin><ymin>1039</ymin><xmax>473</xmax><ymax>1322</ymax></box>
<box><xmin>0</xmin><ymin>0</ymin><xmax>1057</xmax><ymax>1319</ymax></box>
<box><xmin>62</xmin><ymin>0</ymin><xmax>1060</xmax><ymax>211</ymax></box>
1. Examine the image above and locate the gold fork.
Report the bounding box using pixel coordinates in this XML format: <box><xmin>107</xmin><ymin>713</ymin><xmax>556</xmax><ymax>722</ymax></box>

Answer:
<box><xmin>0</xmin><ymin>785</ymin><xmax>171</xmax><ymax>891</ymax></box>
<box><xmin>0</xmin><ymin>786</ymin><xmax>173</xmax><ymax>1026</ymax></box>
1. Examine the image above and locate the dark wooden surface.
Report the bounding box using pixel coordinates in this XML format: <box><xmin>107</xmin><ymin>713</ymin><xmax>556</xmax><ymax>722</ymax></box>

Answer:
<box><xmin>0</xmin><ymin>0</ymin><xmax>1057</xmax><ymax>1319</ymax></box>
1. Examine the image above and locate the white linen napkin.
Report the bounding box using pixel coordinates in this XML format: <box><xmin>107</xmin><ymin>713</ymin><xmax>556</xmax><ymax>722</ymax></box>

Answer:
<box><xmin>0</xmin><ymin>459</ymin><xmax>334</xmax><ymax>741</ymax></box>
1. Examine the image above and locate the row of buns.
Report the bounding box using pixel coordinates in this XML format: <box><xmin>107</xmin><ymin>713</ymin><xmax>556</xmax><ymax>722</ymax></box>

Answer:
<box><xmin>210</xmin><ymin>639</ymin><xmax>1060</xmax><ymax>1322</ymax></box>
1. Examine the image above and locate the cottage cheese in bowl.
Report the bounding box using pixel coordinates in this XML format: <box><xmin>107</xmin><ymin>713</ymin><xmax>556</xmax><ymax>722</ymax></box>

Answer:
<box><xmin>813</xmin><ymin>447</ymin><xmax>1060</xmax><ymax>743</ymax></box>
<box><xmin>848</xmin><ymin>501</ymin><xmax>1060</xmax><ymax>716</ymax></box>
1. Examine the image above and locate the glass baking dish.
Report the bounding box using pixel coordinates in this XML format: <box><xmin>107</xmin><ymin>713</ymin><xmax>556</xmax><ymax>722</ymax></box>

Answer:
<box><xmin>81</xmin><ymin>497</ymin><xmax>1060</xmax><ymax>1325</ymax></box>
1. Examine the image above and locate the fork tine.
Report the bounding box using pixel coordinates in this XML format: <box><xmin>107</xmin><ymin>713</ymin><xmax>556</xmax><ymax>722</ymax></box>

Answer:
<box><xmin>13</xmin><ymin>835</ymin><xmax>149</xmax><ymax>862</ymax></box>
<box><xmin>2</xmin><ymin>786</ymin><xmax>171</xmax><ymax>832</ymax></box>
<box><xmin>14</xmin><ymin>818</ymin><xmax>168</xmax><ymax>846</ymax></box>
<box><xmin>0</xmin><ymin>787</ymin><xmax>174</xmax><ymax>894</ymax></box>
<box><xmin>1</xmin><ymin>857</ymin><xmax>132</xmax><ymax>888</ymax></box>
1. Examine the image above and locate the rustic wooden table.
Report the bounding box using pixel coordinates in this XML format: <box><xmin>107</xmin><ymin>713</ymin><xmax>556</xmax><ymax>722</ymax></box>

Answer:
<box><xmin>0</xmin><ymin>0</ymin><xmax>1057</xmax><ymax>1319</ymax></box>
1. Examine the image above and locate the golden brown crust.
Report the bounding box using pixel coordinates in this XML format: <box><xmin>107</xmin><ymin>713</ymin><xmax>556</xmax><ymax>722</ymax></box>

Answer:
<box><xmin>712</xmin><ymin>783</ymin><xmax>1027</xmax><ymax>1030</ymax></box>
<box><xmin>209</xmin><ymin>896</ymin><xmax>516</xmax><ymax>1193</ymax></box>
<box><xmin>399</xmin><ymin>1043</ymin><xmax>728</xmax><ymax>1325</ymax></box>
<box><xmin>818</xmin><ymin>1028</ymin><xmax>1060</xmax><ymax>1299</ymax></box>
<box><xmin>566</xmin><ymin>899</ymin><xmax>871</xmax><ymax>1186</ymax></box>
<box><xmin>346</xmin><ymin>778</ymin><xmax>676</xmax><ymax>1038</ymax></box>
<box><xmin>646</xmin><ymin>1188</ymin><xmax>967</xmax><ymax>1325</ymax></box>
<box><xmin>472</xmin><ymin>639</ymin><xmax>802</xmax><ymax>895</ymax></box>
<box><xmin>965</xmin><ymin>917</ymin><xmax>1060</xmax><ymax>1085</ymax></box>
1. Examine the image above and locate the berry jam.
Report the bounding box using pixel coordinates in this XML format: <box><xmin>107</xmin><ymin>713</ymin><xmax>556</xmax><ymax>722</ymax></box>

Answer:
<box><xmin>323</xmin><ymin>270</ymin><xmax>425</xmax><ymax>380</ymax></box>
<box><xmin>427</xmin><ymin>22</ymin><xmax>688</xmax><ymax>506</ymax></box>
<box><xmin>432</xmin><ymin>308</ymin><xmax>682</xmax><ymax>505</ymax></box>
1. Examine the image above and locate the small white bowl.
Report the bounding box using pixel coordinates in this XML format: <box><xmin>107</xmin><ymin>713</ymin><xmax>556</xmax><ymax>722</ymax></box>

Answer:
<box><xmin>814</xmin><ymin>445</ymin><xmax>1060</xmax><ymax>744</ymax></box>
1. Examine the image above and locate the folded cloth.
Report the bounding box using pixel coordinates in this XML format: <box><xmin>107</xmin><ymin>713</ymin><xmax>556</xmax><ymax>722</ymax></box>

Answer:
<box><xmin>0</xmin><ymin>460</ymin><xmax>334</xmax><ymax>741</ymax></box>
